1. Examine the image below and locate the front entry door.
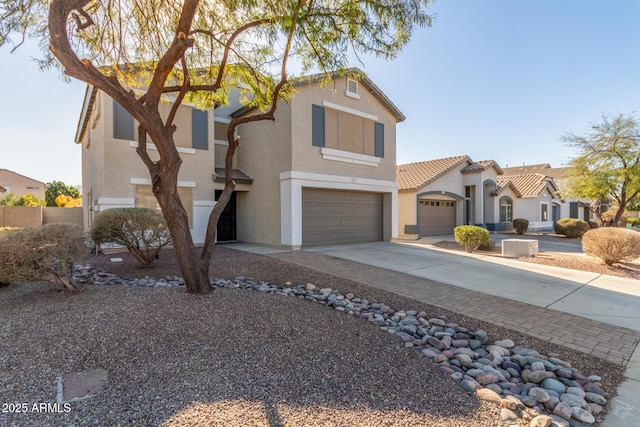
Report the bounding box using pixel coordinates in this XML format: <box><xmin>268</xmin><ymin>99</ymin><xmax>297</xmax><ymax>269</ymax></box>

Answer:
<box><xmin>215</xmin><ymin>190</ymin><xmax>236</xmax><ymax>242</ymax></box>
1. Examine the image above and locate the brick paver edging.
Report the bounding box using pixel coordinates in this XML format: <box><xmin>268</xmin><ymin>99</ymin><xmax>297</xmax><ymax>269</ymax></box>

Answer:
<box><xmin>272</xmin><ymin>251</ymin><xmax>640</xmax><ymax>366</ymax></box>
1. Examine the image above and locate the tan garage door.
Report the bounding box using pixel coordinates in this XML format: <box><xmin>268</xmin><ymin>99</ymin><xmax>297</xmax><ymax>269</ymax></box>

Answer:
<box><xmin>302</xmin><ymin>189</ymin><xmax>383</xmax><ymax>246</ymax></box>
<box><xmin>418</xmin><ymin>199</ymin><xmax>456</xmax><ymax>236</ymax></box>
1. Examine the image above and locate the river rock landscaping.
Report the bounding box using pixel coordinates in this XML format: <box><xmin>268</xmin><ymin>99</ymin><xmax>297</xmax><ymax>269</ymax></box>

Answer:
<box><xmin>74</xmin><ymin>263</ymin><xmax>611</xmax><ymax>426</ymax></box>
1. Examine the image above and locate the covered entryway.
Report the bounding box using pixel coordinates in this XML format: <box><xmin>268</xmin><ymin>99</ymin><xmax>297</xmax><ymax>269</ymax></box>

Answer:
<box><xmin>302</xmin><ymin>188</ymin><xmax>383</xmax><ymax>246</ymax></box>
<box><xmin>215</xmin><ymin>190</ymin><xmax>236</xmax><ymax>242</ymax></box>
<box><xmin>418</xmin><ymin>199</ymin><xmax>456</xmax><ymax>236</ymax></box>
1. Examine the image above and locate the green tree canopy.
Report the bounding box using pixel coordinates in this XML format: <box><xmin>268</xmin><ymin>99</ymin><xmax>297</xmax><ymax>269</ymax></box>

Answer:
<box><xmin>562</xmin><ymin>113</ymin><xmax>640</xmax><ymax>225</ymax></box>
<box><xmin>45</xmin><ymin>180</ymin><xmax>81</xmax><ymax>207</ymax></box>
<box><xmin>0</xmin><ymin>192</ymin><xmax>46</xmax><ymax>207</ymax></box>
<box><xmin>1</xmin><ymin>0</ymin><xmax>434</xmax><ymax>293</ymax></box>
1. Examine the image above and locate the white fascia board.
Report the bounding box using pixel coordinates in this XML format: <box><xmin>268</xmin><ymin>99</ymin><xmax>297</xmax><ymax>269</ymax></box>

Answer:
<box><xmin>129</xmin><ymin>141</ymin><xmax>196</xmax><ymax>155</ymax></box>
<box><xmin>97</xmin><ymin>197</ymin><xmax>135</xmax><ymax>205</ymax></box>
<box><xmin>130</xmin><ymin>178</ymin><xmax>197</xmax><ymax>188</ymax></box>
<box><xmin>279</xmin><ymin>171</ymin><xmax>398</xmax><ymax>190</ymax></box>
<box><xmin>320</xmin><ymin>147</ymin><xmax>381</xmax><ymax>167</ymax></box>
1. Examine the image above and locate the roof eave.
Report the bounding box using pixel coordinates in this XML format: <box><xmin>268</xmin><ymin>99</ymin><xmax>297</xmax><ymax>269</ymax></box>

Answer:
<box><xmin>75</xmin><ymin>84</ymin><xmax>97</xmax><ymax>144</ymax></box>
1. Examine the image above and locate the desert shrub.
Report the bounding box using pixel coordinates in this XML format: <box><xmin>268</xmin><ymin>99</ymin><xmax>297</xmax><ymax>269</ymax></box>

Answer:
<box><xmin>599</xmin><ymin>209</ymin><xmax>629</xmax><ymax>227</ymax></box>
<box><xmin>91</xmin><ymin>208</ymin><xmax>172</xmax><ymax>267</ymax></box>
<box><xmin>582</xmin><ymin>228</ymin><xmax>640</xmax><ymax>266</ymax></box>
<box><xmin>478</xmin><ymin>240</ymin><xmax>496</xmax><ymax>251</ymax></box>
<box><xmin>554</xmin><ymin>218</ymin><xmax>590</xmax><ymax>238</ymax></box>
<box><xmin>588</xmin><ymin>220</ymin><xmax>598</xmax><ymax>229</ymax></box>
<box><xmin>513</xmin><ymin>218</ymin><xmax>529</xmax><ymax>235</ymax></box>
<box><xmin>454</xmin><ymin>225</ymin><xmax>489</xmax><ymax>253</ymax></box>
<box><xmin>0</xmin><ymin>223</ymin><xmax>88</xmax><ymax>291</ymax></box>
<box><xmin>627</xmin><ymin>217</ymin><xmax>640</xmax><ymax>227</ymax></box>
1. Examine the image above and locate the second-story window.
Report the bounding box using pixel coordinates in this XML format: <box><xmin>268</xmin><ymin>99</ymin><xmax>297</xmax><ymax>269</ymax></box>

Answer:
<box><xmin>191</xmin><ymin>109</ymin><xmax>209</xmax><ymax>150</ymax></box>
<box><xmin>312</xmin><ymin>105</ymin><xmax>384</xmax><ymax>158</ymax></box>
<box><xmin>113</xmin><ymin>101</ymin><xmax>134</xmax><ymax>140</ymax></box>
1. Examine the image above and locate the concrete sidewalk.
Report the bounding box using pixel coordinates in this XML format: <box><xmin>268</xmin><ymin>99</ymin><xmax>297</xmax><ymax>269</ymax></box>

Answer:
<box><xmin>230</xmin><ymin>239</ymin><xmax>640</xmax><ymax>426</ymax></box>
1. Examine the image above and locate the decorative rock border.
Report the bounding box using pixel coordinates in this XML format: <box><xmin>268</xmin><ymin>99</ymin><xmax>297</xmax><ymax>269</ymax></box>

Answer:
<box><xmin>75</xmin><ymin>266</ymin><xmax>608</xmax><ymax>426</ymax></box>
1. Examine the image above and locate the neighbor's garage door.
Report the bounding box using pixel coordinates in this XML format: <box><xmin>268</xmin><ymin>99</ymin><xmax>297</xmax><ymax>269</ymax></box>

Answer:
<box><xmin>418</xmin><ymin>199</ymin><xmax>456</xmax><ymax>236</ymax></box>
<box><xmin>302</xmin><ymin>189</ymin><xmax>383</xmax><ymax>246</ymax></box>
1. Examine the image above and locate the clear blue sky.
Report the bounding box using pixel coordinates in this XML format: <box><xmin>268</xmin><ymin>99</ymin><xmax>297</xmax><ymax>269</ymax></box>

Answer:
<box><xmin>1</xmin><ymin>0</ymin><xmax>639</xmax><ymax>187</ymax></box>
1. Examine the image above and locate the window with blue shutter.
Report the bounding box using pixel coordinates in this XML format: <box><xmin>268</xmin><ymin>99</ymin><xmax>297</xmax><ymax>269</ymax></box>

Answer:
<box><xmin>113</xmin><ymin>100</ymin><xmax>134</xmax><ymax>140</ymax></box>
<box><xmin>192</xmin><ymin>109</ymin><xmax>209</xmax><ymax>150</ymax></box>
<box><xmin>313</xmin><ymin>104</ymin><xmax>384</xmax><ymax>159</ymax></box>
<box><xmin>312</xmin><ymin>104</ymin><xmax>325</xmax><ymax>147</ymax></box>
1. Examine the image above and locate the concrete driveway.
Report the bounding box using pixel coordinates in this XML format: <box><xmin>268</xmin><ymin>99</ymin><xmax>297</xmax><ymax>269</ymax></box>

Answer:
<box><xmin>305</xmin><ymin>240</ymin><xmax>640</xmax><ymax>332</ymax></box>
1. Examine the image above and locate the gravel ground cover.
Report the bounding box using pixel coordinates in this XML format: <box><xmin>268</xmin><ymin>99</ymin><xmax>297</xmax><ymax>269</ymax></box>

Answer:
<box><xmin>433</xmin><ymin>233</ymin><xmax>640</xmax><ymax>281</ymax></box>
<box><xmin>0</xmin><ymin>246</ymin><xmax>626</xmax><ymax>426</ymax></box>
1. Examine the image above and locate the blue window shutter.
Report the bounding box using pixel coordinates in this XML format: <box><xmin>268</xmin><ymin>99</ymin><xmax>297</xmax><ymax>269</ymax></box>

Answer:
<box><xmin>312</xmin><ymin>105</ymin><xmax>325</xmax><ymax>147</ymax></box>
<box><xmin>375</xmin><ymin>122</ymin><xmax>384</xmax><ymax>158</ymax></box>
<box><xmin>192</xmin><ymin>109</ymin><xmax>209</xmax><ymax>150</ymax></box>
<box><xmin>113</xmin><ymin>100</ymin><xmax>134</xmax><ymax>140</ymax></box>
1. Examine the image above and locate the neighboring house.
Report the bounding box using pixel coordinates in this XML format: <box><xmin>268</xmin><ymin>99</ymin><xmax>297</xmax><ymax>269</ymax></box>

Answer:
<box><xmin>0</xmin><ymin>185</ymin><xmax>5</xmax><ymax>196</ymax></box>
<box><xmin>75</xmin><ymin>69</ymin><xmax>401</xmax><ymax>248</ymax></box>
<box><xmin>502</xmin><ymin>164</ymin><xmax>596</xmax><ymax>222</ymax></box>
<box><xmin>0</xmin><ymin>169</ymin><xmax>46</xmax><ymax>200</ymax></box>
<box><xmin>397</xmin><ymin>156</ymin><xmax>509</xmax><ymax>238</ymax></box>
<box><xmin>496</xmin><ymin>173</ymin><xmax>561</xmax><ymax>230</ymax></box>
<box><xmin>397</xmin><ymin>156</ymin><xmax>569</xmax><ymax>237</ymax></box>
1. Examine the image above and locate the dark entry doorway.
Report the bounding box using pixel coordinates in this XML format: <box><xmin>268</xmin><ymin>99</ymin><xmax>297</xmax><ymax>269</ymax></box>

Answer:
<box><xmin>215</xmin><ymin>190</ymin><xmax>236</xmax><ymax>242</ymax></box>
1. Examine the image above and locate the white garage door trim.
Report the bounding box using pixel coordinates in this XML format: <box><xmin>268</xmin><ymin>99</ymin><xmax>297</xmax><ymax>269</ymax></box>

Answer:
<box><xmin>280</xmin><ymin>171</ymin><xmax>398</xmax><ymax>247</ymax></box>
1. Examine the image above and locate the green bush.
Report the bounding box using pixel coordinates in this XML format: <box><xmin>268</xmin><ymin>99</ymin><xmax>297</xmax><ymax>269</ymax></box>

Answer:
<box><xmin>91</xmin><ymin>207</ymin><xmax>172</xmax><ymax>267</ymax></box>
<box><xmin>454</xmin><ymin>225</ymin><xmax>489</xmax><ymax>253</ymax></box>
<box><xmin>582</xmin><ymin>228</ymin><xmax>640</xmax><ymax>266</ymax></box>
<box><xmin>627</xmin><ymin>217</ymin><xmax>640</xmax><ymax>227</ymax></box>
<box><xmin>513</xmin><ymin>218</ymin><xmax>529</xmax><ymax>235</ymax></box>
<box><xmin>554</xmin><ymin>218</ymin><xmax>590</xmax><ymax>238</ymax></box>
<box><xmin>0</xmin><ymin>223</ymin><xmax>88</xmax><ymax>291</ymax></box>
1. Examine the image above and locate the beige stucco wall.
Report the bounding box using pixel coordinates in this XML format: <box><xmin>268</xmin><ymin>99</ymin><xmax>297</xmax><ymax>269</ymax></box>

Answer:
<box><xmin>0</xmin><ymin>206</ymin><xmax>42</xmax><ymax>227</ymax></box>
<box><xmin>398</xmin><ymin>190</ymin><xmax>418</xmax><ymax>237</ymax></box>
<box><xmin>79</xmin><ymin>91</ymin><xmax>219</xmax><ymax>241</ymax></box>
<box><xmin>0</xmin><ymin>169</ymin><xmax>46</xmax><ymax>200</ymax></box>
<box><xmin>236</xmin><ymin>103</ymin><xmax>293</xmax><ymax>246</ymax></box>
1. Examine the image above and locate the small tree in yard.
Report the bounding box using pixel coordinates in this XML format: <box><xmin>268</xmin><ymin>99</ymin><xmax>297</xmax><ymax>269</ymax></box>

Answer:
<box><xmin>1</xmin><ymin>0</ymin><xmax>434</xmax><ymax>293</ymax></box>
<box><xmin>582</xmin><ymin>228</ymin><xmax>640</xmax><ymax>266</ymax></box>
<box><xmin>513</xmin><ymin>218</ymin><xmax>529</xmax><ymax>235</ymax></box>
<box><xmin>0</xmin><ymin>223</ymin><xmax>88</xmax><ymax>292</ymax></box>
<box><xmin>45</xmin><ymin>181</ymin><xmax>81</xmax><ymax>207</ymax></box>
<box><xmin>91</xmin><ymin>208</ymin><xmax>172</xmax><ymax>268</ymax></box>
<box><xmin>562</xmin><ymin>113</ymin><xmax>640</xmax><ymax>227</ymax></box>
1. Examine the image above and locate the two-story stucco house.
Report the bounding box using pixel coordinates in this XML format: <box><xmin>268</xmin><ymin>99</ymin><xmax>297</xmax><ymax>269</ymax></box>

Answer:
<box><xmin>0</xmin><ymin>169</ymin><xmax>46</xmax><ymax>201</ymax></box>
<box><xmin>75</xmin><ymin>69</ymin><xmax>402</xmax><ymax>248</ymax></box>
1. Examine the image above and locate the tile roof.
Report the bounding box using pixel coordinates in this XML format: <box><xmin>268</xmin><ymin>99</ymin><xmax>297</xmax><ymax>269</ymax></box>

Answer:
<box><xmin>396</xmin><ymin>156</ymin><xmax>471</xmax><ymax>190</ymax></box>
<box><xmin>501</xmin><ymin>163</ymin><xmax>551</xmax><ymax>175</ymax></box>
<box><xmin>497</xmin><ymin>173</ymin><xmax>557</xmax><ymax>197</ymax></box>
<box><xmin>462</xmin><ymin>159</ymin><xmax>504</xmax><ymax>175</ymax></box>
<box><xmin>541</xmin><ymin>167</ymin><xmax>571</xmax><ymax>179</ymax></box>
